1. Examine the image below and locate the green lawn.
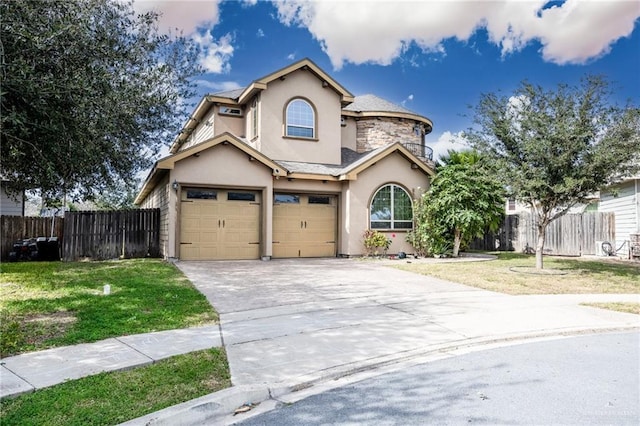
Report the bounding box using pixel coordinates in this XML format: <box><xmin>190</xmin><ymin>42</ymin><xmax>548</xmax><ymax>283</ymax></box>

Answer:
<box><xmin>581</xmin><ymin>302</ymin><xmax>640</xmax><ymax>315</ymax></box>
<box><xmin>394</xmin><ymin>253</ymin><xmax>639</xmax><ymax>315</ymax></box>
<box><xmin>0</xmin><ymin>259</ymin><xmax>218</xmax><ymax>357</ymax></box>
<box><xmin>0</xmin><ymin>347</ymin><xmax>231</xmax><ymax>426</ymax></box>
<box><xmin>394</xmin><ymin>253</ymin><xmax>640</xmax><ymax>295</ymax></box>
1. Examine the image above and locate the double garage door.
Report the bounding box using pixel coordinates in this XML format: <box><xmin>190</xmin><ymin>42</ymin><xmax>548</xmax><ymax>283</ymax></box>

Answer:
<box><xmin>180</xmin><ymin>189</ymin><xmax>337</xmax><ymax>260</ymax></box>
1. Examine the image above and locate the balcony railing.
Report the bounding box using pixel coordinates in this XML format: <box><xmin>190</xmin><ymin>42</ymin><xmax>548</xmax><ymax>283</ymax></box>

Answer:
<box><xmin>402</xmin><ymin>142</ymin><xmax>434</xmax><ymax>163</ymax></box>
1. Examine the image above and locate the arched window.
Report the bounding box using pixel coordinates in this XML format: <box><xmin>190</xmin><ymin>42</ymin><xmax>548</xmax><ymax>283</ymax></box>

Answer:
<box><xmin>285</xmin><ymin>99</ymin><xmax>315</xmax><ymax>138</ymax></box>
<box><xmin>370</xmin><ymin>184</ymin><xmax>413</xmax><ymax>230</ymax></box>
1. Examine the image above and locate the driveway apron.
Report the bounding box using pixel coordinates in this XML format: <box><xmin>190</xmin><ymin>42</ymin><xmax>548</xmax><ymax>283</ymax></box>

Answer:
<box><xmin>176</xmin><ymin>259</ymin><xmax>639</xmax><ymax>387</ymax></box>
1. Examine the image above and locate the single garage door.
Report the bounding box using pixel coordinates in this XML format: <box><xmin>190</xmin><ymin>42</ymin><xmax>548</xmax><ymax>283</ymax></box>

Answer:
<box><xmin>180</xmin><ymin>188</ymin><xmax>260</xmax><ymax>260</ymax></box>
<box><xmin>273</xmin><ymin>193</ymin><xmax>337</xmax><ymax>258</ymax></box>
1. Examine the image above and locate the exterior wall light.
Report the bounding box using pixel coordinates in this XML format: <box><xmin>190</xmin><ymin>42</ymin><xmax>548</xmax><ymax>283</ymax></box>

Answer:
<box><xmin>172</xmin><ymin>180</ymin><xmax>179</xmax><ymax>191</ymax></box>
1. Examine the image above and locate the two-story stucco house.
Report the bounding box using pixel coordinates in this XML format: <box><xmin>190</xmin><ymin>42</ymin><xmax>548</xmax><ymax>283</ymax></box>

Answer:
<box><xmin>135</xmin><ymin>59</ymin><xmax>435</xmax><ymax>260</ymax></box>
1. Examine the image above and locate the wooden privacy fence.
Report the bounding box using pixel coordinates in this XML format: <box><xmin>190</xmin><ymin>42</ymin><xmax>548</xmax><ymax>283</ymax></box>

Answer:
<box><xmin>1</xmin><ymin>216</ymin><xmax>65</xmax><ymax>260</ymax></box>
<box><xmin>470</xmin><ymin>212</ymin><xmax>615</xmax><ymax>256</ymax></box>
<box><xmin>62</xmin><ymin>209</ymin><xmax>160</xmax><ymax>261</ymax></box>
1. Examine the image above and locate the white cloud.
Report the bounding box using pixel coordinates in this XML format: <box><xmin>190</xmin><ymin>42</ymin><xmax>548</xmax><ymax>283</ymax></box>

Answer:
<box><xmin>429</xmin><ymin>131</ymin><xmax>469</xmax><ymax>162</ymax></box>
<box><xmin>287</xmin><ymin>52</ymin><xmax>296</xmax><ymax>60</ymax></box>
<box><xmin>257</xmin><ymin>28</ymin><xmax>265</xmax><ymax>37</ymax></box>
<box><xmin>193</xmin><ymin>32</ymin><xmax>234</xmax><ymax>73</ymax></box>
<box><xmin>131</xmin><ymin>0</ymin><xmax>220</xmax><ymax>34</ymax></box>
<box><xmin>401</xmin><ymin>94</ymin><xmax>414</xmax><ymax>107</ymax></box>
<box><xmin>273</xmin><ymin>0</ymin><xmax>640</xmax><ymax>69</ymax></box>
<box><xmin>132</xmin><ymin>0</ymin><xmax>234</xmax><ymax>74</ymax></box>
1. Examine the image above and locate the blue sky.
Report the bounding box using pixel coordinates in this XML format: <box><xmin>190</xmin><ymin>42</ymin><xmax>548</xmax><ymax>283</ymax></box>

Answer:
<box><xmin>134</xmin><ymin>0</ymin><xmax>640</xmax><ymax>160</ymax></box>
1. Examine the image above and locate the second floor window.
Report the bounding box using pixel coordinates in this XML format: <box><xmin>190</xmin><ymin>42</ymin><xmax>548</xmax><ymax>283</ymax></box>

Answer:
<box><xmin>286</xmin><ymin>99</ymin><xmax>315</xmax><ymax>138</ymax></box>
<box><xmin>251</xmin><ymin>98</ymin><xmax>258</xmax><ymax>139</ymax></box>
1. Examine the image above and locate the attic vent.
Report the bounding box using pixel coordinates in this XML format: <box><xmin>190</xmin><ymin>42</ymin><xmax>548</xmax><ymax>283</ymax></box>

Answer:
<box><xmin>220</xmin><ymin>106</ymin><xmax>242</xmax><ymax>116</ymax></box>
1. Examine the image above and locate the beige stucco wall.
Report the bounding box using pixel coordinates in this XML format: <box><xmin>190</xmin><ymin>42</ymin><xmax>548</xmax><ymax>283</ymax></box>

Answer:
<box><xmin>258</xmin><ymin>69</ymin><xmax>342</xmax><ymax>165</ymax></box>
<box><xmin>273</xmin><ymin>179</ymin><xmax>342</xmax><ymax>193</ymax></box>
<box><xmin>340</xmin><ymin>116</ymin><xmax>357</xmax><ymax>151</ymax></box>
<box><xmin>148</xmin><ymin>146</ymin><xmax>431</xmax><ymax>259</ymax></box>
<box><xmin>167</xmin><ymin>143</ymin><xmax>274</xmax><ymax>258</ymax></box>
<box><xmin>215</xmin><ymin>105</ymin><xmax>245</xmax><ymax>138</ymax></box>
<box><xmin>339</xmin><ymin>151</ymin><xmax>430</xmax><ymax>256</ymax></box>
<box><xmin>356</xmin><ymin>117</ymin><xmax>423</xmax><ymax>152</ymax></box>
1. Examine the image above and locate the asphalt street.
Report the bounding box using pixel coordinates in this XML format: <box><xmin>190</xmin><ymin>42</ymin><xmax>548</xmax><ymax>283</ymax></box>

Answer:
<box><xmin>237</xmin><ymin>331</ymin><xmax>640</xmax><ymax>425</ymax></box>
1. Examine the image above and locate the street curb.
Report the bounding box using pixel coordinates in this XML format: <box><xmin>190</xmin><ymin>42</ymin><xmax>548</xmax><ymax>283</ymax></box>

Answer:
<box><xmin>119</xmin><ymin>385</ymin><xmax>276</xmax><ymax>425</ymax></box>
<box><xmin>121</xmin><ymin>326</ymin><xmax>639</xmax><ymax>425</ymax></box>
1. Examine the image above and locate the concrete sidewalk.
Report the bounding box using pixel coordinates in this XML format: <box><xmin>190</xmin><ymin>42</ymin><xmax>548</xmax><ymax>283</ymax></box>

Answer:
<box><xmin>0</xmin><ymin>324</ymin><xmax>221</xmax><ymax>399</ymax></box>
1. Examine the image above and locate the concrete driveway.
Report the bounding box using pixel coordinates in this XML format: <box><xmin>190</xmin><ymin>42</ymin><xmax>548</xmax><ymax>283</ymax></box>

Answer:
<box><xmin>176</xmin><ymin>258</ymin><xmax>639</xmax><ymax>388</ymax></box>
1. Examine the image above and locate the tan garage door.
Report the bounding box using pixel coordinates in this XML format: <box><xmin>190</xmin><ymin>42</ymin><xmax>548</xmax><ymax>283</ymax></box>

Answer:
<box><xmin>273</xmin><ymin>194</ymin><xmax>337</xmax><ymax>258</ymax></box>
<box><xmin>180</xmin><ymin>188</ymin><xmax>260</xmax><ymax>260</ymax></box>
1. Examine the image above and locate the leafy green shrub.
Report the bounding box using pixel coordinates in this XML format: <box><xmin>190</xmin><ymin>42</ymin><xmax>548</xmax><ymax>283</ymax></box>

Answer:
<box><xmin>363</xmin><ymin>230</ymin><xmax>392</xmax><ymax>256</ymax></box>
<box><xmin>408</xmin><ymin>150</ymin><xmax>504</xmax><ymax>257</ymax></box>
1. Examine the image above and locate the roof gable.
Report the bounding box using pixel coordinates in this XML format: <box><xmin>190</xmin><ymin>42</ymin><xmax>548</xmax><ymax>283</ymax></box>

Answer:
<box><xmin>339</xmin><ymin>143</ymin><xmax>435</xmax><ymax>180</ymax></box>
<box><xmin>135</xmin><ymin>133</ymin><xmax>288</xmax><ymax>204</ymax></box>
<box><xmin>275</xmin><ymin>143</ymin><xmax>435</xmax><ymax>181</ymax></box>
<box><xmin>237</xmin><ymin>58</ymin><xmax>355</xmax><ymax>106</ymax></box>
<box><xmin>158</xmin><ymin>133</ymin><xmax>285</xmax><ymax>176</ymax></box>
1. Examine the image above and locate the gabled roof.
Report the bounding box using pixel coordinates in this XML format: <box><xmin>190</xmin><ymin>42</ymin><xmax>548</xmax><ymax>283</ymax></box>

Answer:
<box><xmin>170</xmin><ymin>59</ymin><xmax>358</xmax><ymax>153</ymax></box>
<box><xmin>275</xmin><ymin>143</ymin><xmax>435</xmax><ymax>181</ymax></box>
<box><xmin>137</xmin><ymin>137</ymin><xmax>434</xmax><ymax>204</ymax></box>
<box><xmin>135</xmin><ymin>133</ymin><xmax>287</xmax><ymax>204</ymax></box>
<box><xmin>338</xmin><ymin>142</ymin><xmax>435</xmax><ymax>179</ymax></box>
<box><xmin>210</xmin><ymin>87</ymin><xmax>245</xmax><ymax>100</ymax></box>
<box><xmin>168</xmin><ymin>96</ymin><xmax>213</xmax><ymax>154</ymax></box>
<box><xmin>236</xmin><ymin>58</ymin><xmax>355</xmax><ymax>106</ymax></box>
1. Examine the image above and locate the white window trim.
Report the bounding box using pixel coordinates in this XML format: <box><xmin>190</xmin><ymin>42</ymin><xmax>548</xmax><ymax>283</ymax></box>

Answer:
<box><xmin>285</xmin><ymin>99</ymin><xmax>315</xmax><ymax>138</ymax></box>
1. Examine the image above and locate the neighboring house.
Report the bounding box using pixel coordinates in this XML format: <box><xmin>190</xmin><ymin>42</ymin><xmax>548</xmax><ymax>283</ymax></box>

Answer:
<box><xmin>599</xmin><ymin>176</ymin><xmax>640</xmax><ymax>258</ymax></box>
<box><xmin>0</xmin><ymin>180</ymin><xmax>24</xmax><ymax>216</ymax></box>
<box><xmin>135</xmin><ymin>59</ymin><xmax>435</xmax><ymax>260</ymax></box>
<box><xmin>505</xmin><ymin>197</ymin><xmax>531</xmax><ymax>215</ymax></box>
<box><xmin>505</xmin><ymin>196</ymin><xmax>598</xmax><ymax>216</ymax></box>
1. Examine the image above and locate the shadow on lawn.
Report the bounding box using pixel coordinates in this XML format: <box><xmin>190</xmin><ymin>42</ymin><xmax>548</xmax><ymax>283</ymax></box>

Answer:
<box><xmin>0</xmin><ymin>260</ymin><xmax>217</xmax><ymax>357</ymax></box>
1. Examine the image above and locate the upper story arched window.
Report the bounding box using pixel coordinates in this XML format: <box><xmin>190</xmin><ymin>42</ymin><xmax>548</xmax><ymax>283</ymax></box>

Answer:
<box><xmin>285</xmin><ymin>98</ymin><xmax>315</xmax><ymax>138</ymax></box>
<box><xmin>370</xmin><ymin>184</ymin><xmax>413</xmax><ymax>230</ymax></box>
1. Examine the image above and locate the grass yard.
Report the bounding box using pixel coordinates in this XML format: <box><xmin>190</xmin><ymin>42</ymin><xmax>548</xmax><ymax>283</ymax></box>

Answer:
<box><xmin>0</xmin><ymin>347</ymin><xmax>230</xmax><ymax>426</ymax></box>
<box><xmin>581</xmin><ymin>302</ymin><xmax>640</xmax><ymax>315</ymax></box>
<box><xmin>0</xmin><ymin>259</ymin><xmax>218</xmax><ymax>357</ymax></box>
<box><xmin>394</xmin><ymin>253</ymin><xmax>640</xmax><ymax>295</ymax></box>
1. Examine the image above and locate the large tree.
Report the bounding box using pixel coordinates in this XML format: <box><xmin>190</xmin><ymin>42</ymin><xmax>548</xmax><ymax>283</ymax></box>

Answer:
<box><xmin>410</xmin><ymin>150</ymin><xmax>505</xmax><ymax>257</ymax></box>
<box><xmin>1</xmin><ymin>0</ymin><xmax>202</xmax><ymax>202</ymax></box>
<box><xmin>465</xmin><ymin>76</ymin><xmax>640</xmax><ymax>269</ymax></box>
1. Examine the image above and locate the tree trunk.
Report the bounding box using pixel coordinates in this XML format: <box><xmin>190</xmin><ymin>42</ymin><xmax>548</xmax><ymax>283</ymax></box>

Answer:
<box><xmin>453</xmin><ymin>228</ymin><xmax>462</xmax><ymax>257</ymax></box>
<box><xmin>536</xmin><ymin>222</ymin><xmax>546</xmax><ymax>269</ymax></box>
